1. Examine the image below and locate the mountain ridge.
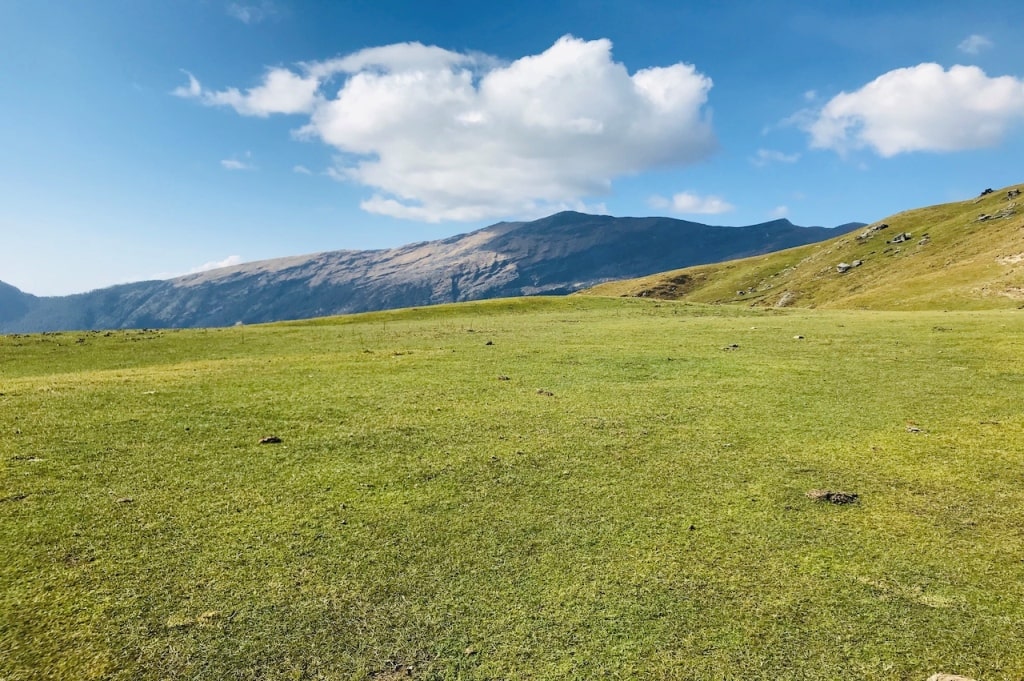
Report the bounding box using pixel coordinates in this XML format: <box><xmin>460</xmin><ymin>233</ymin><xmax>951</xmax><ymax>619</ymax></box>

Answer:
<box><xmin>0</xmin><ymin>211</ymin><xmax>858</xmax><ymax>332</ymax></box>
<box><xmin>583</xmin><ymin>185</ymin><xmax>1024</xmax><ymax>310</ymax></box>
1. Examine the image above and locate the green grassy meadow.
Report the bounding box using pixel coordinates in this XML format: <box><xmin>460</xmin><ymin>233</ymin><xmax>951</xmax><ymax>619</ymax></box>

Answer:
<box><xmin>586</xmin><ymin>183</ymin><xmax>1024</xmax><ymax>311</ymax></box>
<box><xmin>2</xmin><ymin>297</ymin><xmax>1023</xmax><ymax>679</ymax></box>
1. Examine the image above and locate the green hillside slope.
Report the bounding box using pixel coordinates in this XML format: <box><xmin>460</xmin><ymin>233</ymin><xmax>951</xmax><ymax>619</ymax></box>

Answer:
<box><xmin>2</xmin><ymin>297</ymin><xmax>1023</xmax><ymax>679</ymax></box>
<box><xmin>585</xmin><ymin>184</ymin><xmax>1024</xmax><ymax>309</ymax></box>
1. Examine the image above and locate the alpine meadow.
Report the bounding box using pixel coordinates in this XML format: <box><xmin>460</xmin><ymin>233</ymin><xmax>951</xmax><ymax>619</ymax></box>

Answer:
<box><xmin>3</xmin><ymin>293</ymin><xmax>1023</xmax><ymax>679</ymax></box>
<box><xmin>4</xmin><ymin>2</ymin><xmax>1024</xmax><ymax>679</ymax></box>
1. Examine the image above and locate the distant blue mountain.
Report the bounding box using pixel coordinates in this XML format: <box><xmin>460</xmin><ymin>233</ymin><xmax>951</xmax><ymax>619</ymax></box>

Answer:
<box><xmin>0</xmin><ymin>212</ymin><xmax>861</xmax><ymax>332</ymax></box>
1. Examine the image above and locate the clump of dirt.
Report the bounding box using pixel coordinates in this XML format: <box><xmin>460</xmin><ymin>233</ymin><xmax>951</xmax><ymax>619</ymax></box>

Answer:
<box><xmin>259</xmin><ymin>436</ymin><xmax>282</xmax><ymax>444</ymax></box>
<box><xmin>806</xmin><ymin>489</ymin><xmax>859</xmax><ymax>505</ymax></box>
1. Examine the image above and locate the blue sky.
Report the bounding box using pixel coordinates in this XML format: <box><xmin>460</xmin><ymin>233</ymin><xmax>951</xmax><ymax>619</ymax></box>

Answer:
<box><xmin>3</xmin><ymin>1</ymin><xmax>1024</xmax><ymax>296</ymax></box>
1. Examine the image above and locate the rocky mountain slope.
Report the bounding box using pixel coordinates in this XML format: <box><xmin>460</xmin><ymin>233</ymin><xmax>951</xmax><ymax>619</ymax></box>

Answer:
<box><xmin>584</xmin><ymin>185</ymin><xmax>1024</xmax><ymax>310</ymax></box>
<box><xmin>0</xmin><ymin>211</ymin><xmax>857</xmax><ymax>332</ymax></box>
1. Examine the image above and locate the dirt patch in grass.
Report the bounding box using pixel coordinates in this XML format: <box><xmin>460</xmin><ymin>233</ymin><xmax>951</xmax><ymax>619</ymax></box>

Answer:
<box><xmin>369</xmin><ymin>662</ymin><xmax>416</xmax><ymax>679</ymax></box>
<box><xmin>806</xmin><ymin>489</ymin><xmax>859</xmax><ymax>505</ymax></box>
<box><xmin>628</xmin><ymin>273</ymin><xmax>699</xmax><ymax>299</ymax></box>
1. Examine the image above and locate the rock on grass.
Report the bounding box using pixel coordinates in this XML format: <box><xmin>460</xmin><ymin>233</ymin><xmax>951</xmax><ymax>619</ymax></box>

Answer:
<box><xmin>806</xmin><ymin>489</ymin><xmax>859</xmax><ymax>505</ymax></box>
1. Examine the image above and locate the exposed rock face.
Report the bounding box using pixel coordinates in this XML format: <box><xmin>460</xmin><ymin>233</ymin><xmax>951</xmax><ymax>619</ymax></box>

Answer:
<box><xmin>0</xmin><ymin>212</ymin><xmax>858</xmax><ymax>332</ymax></box>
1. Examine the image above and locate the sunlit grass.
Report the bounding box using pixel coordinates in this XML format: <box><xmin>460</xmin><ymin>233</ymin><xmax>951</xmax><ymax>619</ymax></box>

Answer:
<box><xmin>2</xmin><ymin>297</ymin><xmax>1023</xmax><ymax>679</ymax></box>
<box><xmin>586</xmin><ymin>183</ymin><xmax>1024</xmax><ymax>311</ymax></box>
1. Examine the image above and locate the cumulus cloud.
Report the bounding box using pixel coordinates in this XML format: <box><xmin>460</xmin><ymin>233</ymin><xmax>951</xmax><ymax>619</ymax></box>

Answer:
<box><xmin>177</xmin><ymin>35</ymin><xmax>716</xmax><ymax>222</ymax></box>
<box><xmin>751</xmin><ymin>148</ymin><xmax>800</xmax><ymax>166</ymax></box>
<box><xmin>650</xmin><ymin>191</ymin><xmax>734</xmax><ymax>215</ymax></box>
<box><xmin>958</xmin><ymin>34</ymin><xmax>993</xmax><ymax>55</ymax></box>
<box><xmin>188</xmin><ymin>255</ymin><xmax>243</xmax><ymax>274</ymax></box>
<box><xmin>807</xmin><ymin>63</ymin><xmax>1024</xmax><ymax>156</ymax></box>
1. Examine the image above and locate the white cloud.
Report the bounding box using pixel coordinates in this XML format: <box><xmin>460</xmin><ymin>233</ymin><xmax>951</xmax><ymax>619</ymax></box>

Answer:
<box><xmin>807</xmin><ymin>63</ymin><xmax>1024</xmax><ymax>156</ymax></box>
<box><xmin>769</xmin><ymin>205</ymin><xmax>790</xmax><ymax>219</ymax></box>
<box><xmin>958</xmin><ymin>34</ymin><xmax>993</xmax><ymax>55</ymax></box>
<box><xmin>172</xmin><ymin>70</ymin><xmax>202</xmax><ymax>98</ymax></box>
<box><xmin>188</xmin><ymin>255</ymin><xmax>243</xmax><ymax>274</ymax></box>
<box><xmin>751</xmin><ymin>148</ymin><xmax>800</xmax><ymax>166</ymax></box>
<box><xmin>226</xmin><ymin>2</ymin><xmax>277</xmax><ymax>24</ymax></box>
<box><xmin>174</xmin><ymin>68</ymin><xmax>319</xmax><ymax>117</ymax></box>
<box><xmin>303</xmin><ymin>42</ymin><xmax>479</xmax><ymax>79</ymax></box>
<box><xmin>221</xmin><ymin>152</ymin><xmax>254</xmax><ymax>170</ymax></box>
<box><xmin>650</xmin><ymin>191</ymin><xmax>734</xmax><ymax>215</ymax></box>
<box><xmin>178</xmin><ymin>35</ymin><xmax>716</xmax><ymax>222</ymax></box>
<box><xmin>292</xmin><ymin>165</ymin><xmax>312</xmax><ymax>175</ymax></box>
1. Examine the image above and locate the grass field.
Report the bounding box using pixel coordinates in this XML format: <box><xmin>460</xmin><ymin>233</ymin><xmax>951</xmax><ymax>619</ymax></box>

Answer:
<box><xmin>2</xmin><ymin>296</ymin><xmax>1023</xmax><ymax>679</ymax></box>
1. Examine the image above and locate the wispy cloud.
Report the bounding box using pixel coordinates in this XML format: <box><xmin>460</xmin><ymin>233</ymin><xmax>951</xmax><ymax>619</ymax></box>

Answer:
<box><xmin>221</xmin><ymin>154</ymin><xmax>255</xmax><ymax>170</ymax></box>
<box><xmin>171</xmin><ymin>70</ymin><xmax>202</xmax><ymax>98</ymax></box>
<box><xmin>958</xmin><ymin>34</ymin><xmax>993</xmax><ymax>55</ymax></box>
<box><xmin>226</xmin><ymin>1</ymin><xmax>277</xmax><ymax>24</ymax></box>
<box><xmin>649</xmin><ymin>191</ymin><xmax>734</xmax><ymax>215</ymax></box>
<box><xmin>769</xmin><ymin>205</ymin><xmax>790</xmax><ymax>219</ymax></box>
<box><xmin>292</xmin><ymin>165</ymin><xmax>312</xmax><ymax>175</ymax></box>
<box><xmin>188</xmin><ymin>255</ymin><xmax>243</xmax><ymax>274</ymax></box>
<box><xmin>751</xmin><ymin>148</ymin><xmax>800</xmax><ymax>167</ymax></box>
<box><xmin>173</xmin><ymin>68</ymin><xmax>318</xmax><ymax>117</ymax></box>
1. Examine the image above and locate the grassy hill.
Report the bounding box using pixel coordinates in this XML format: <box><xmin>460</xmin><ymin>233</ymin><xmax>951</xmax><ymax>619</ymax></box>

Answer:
<box><xmin>585</xmin><ymin>184</ymin><xmax>1024</xmax><ymax>310</ymax></box>
<box><xmin>3</xmin><ymin>297</ymin><xmax>1023</xmax><ymax>679</ymax></box>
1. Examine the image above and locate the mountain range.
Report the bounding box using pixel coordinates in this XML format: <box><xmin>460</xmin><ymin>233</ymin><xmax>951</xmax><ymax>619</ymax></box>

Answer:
<box><xmin>0</xmin><ymin>211</ymin><xmax>859</xmax><ymax>332</ymax></box>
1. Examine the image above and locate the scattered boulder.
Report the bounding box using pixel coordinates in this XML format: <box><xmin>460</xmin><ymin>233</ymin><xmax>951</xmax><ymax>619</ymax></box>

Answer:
<box><xmin>806</xmin><ymin>489</ymin><xmax>859</xmax><ymax>505</ymax></box>
<box><xmin>259</xmin><ymin>436</ymin><xmax>282</xmax><ymax>444</ymax></box>
<box><xmin>497</xmin><ymin>375</ymin><xmax>511</xmax><ymax>381</ymax></box>
<box><xmin>775</xmin><ymin>291</ymin><xmax>798</xmax><ymax>308</ymax></box>
<box><xmin>857</xmin><ymin>223</ymin><xmax>889</xmax><ymax>240</ymax></box>
<box><xmin>836</xmin><ymin>262</ymin><xmax>852</xmax><ymax>273</ymax></box>
<box><xmin>888</xmin><ymin>232</ymin><xmax>912</xmax><ymax>244</ymax></box>
<box><xmin>1009</xmin><ymin>188</ymin><xmax>1022</xmax><ymax>198</ymax></box>
<box><xmin>536</xmin><ymin>389</ymin><xmax>554</xmax><ymax>396</ymax></box>
<box><xmin>793</xmin><ymin>335</ymin><xmax>805</xmax><ymax>340</ymax></box>
<box><xmin>980</xmin><ymin>188</ymin><xmax>994</xmax><ymax>196</ymax></box>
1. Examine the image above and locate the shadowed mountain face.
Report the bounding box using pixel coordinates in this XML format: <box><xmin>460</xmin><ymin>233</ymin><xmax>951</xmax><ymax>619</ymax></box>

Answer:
<box><xmin>0</xmin><ymin>212</ymin><xmax>858</xmax><ymax>332</ymax></box>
